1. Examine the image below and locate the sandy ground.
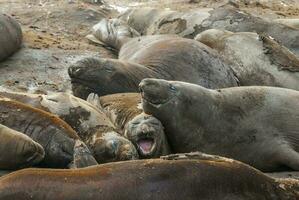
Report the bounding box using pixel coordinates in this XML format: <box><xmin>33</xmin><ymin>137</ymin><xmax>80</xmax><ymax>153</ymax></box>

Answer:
<box><xmin>1</xmin><ymin>0</ymin><xmax>299</xmax><ymax>179</ymax></box>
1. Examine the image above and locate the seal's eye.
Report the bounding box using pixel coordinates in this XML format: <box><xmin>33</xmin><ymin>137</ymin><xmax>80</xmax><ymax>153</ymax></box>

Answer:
<box><xmin>169</xmin><ymin>84</ymin><xmax>177</xmax><ymax>92</ymax></box>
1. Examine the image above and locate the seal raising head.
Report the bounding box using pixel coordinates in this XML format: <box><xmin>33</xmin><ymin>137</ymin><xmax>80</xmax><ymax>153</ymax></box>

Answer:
<box><xmin>125</xmin><ymin>113</ymin><xmax>170</xmax><ymax>158</ymax></box>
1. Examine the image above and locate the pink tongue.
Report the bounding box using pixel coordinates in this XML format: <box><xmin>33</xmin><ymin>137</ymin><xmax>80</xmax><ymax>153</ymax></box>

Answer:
<box><xmin>138</xmin><ymin>140</ymin><xmax>153</xmax><ymax>153</ymax></box>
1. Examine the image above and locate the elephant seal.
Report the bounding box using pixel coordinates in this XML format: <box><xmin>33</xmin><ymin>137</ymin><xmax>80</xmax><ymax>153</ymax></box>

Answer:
<box><xmin>140</xmin><ymin>78</ymin><xmax>299</xmax><ymax>172</ymax></box>
<box><xmin>96</xmin><ymin>93</ymin><xmax>171</xmax><ymax>158</ymax></box>
<box><xmin>114</xmin><ymin>4</ymin><xmax>299</xmax><ymax>55</ymax></box>
<box><xmin>275</xmin><ymin>19</ymin><xmax>299</xmax><ymax>29</ymax></box>
<box><xmin>0</xmin><ymin>124</ymin><xmax>45</xmax><ymax>170</ymax></box>
<box><xmin>195</xmin><ymin>29</ymin><xmax>299</xmax><ymax>90</ymax></box>
<box><xmin>0</xmin><ymin>152</ymin><xmax>297</xmax><ymax>200</ymax></box>
<box><xmin>0</xmin><ymin>91</ymin><xmax>139</xmax><ymax>164</ymax></box>
<box><xmin>0</xmin><ymin>97</ymin><xmax>94</xmax><ymax>168</ymax></box>
<box><xmin>69</xmin><ymin>35</ymin><xmax>238</xmax><ymax>99</ymax></box>
<box><xmin>0</xmin><ymin>14</ymin><xmax>22</xmax><ymax>62</ymax></box>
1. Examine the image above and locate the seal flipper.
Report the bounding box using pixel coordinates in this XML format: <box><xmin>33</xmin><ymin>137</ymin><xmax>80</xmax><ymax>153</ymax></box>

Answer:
<box><xmin>69</xmin><ymin>140</ymin><xmax>98</xmax><ymax>169</ymax></box>
<box><xmin>259</xmin><ymin>33</ymin><xmax>299</xmax><ymax>72</ymax></box>
<box><xmin>86</xmin><ymin>93</ymin><xmax>101</xmax><ymax>109</ymax></box>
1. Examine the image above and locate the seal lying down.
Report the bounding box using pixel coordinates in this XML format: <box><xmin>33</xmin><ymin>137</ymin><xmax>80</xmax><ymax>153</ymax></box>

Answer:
<box><xmin>0</xmin><ymin>97</ymin><xmax>96</xmax><ymax>168</ymax></box>
<box><xmin>0</xmin><ymin>124</ymin><xmax>44</xmax><ymax>170</ymax></box>
<box><xmin>93</xmin><ymin>92</ymin><xmax>171</xmax><ymax>158</ymax></box>
<box><xmin>0</xmin><ymin>13</ymin><xmax>22</xmax><ymax>62</ymax></box>
<box><xmin>69</xmin><ymin>34</ymin><xmax>238</xmax><ymax>99</ymax></box>
<box><xmin>140</xmin><ymin>78</ymin><xmax>299</xmax><ymax>172</ymax></box>
<box><xmin>0</xmin><ymin>152</ymin><xmax>297</xmax><ymax>200</ymax></box>
<box><xmin>195</xmin><ymin>29</ymin><xmax>299</xmax><ymax>90</ymax></box>
<box><xmin>0</xmin><ymin>91</ymin><xmax>138</xmax><ymax>164</ymax></box>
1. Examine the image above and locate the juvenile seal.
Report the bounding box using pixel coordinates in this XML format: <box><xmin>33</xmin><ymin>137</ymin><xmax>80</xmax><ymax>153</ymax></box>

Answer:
<box><xmin>0</xmin><ymin>124</ymin><xmax>45</xmax><ymax>170</ymax></box>
<box><xmin>0</xmin><ymin>14</ymin><xmax>22</xmax><ymax>61</ymax></box>
<box><xmin>69</xmin><ymin>35</ymin><xmax>238</xmax><ymax>99</ymax></box>
<box><xmin>0</xmin><ymin>97</ymin><xmax>92</xmax><ymax>168</ymax></box>
<box><xmin>0</xmin><ymin>91</ymin><xmax>139</xmax><ymax>164</ymax></box>
<box><xmin>140</xmin><ymin>78</ymin><xmax>299</xmax><ymax>172</ymax></box>
<box><xmin>0</xmin><ymin>152</ymin><xmax>297</xmax><ymax>200</ymax></box>
<box><xmin>97</xmin><ymin>93</ymin><xmax>170</xmax><ymax>158</ymax></box>
<box><xmin>195</xmin><ymin>29</ymin><xmax>299</xmax><ymax>90</ymax></box>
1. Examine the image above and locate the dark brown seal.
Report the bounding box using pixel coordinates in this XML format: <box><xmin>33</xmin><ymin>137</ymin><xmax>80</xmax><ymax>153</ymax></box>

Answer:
<box><xmin>0</xmin><ymin>152</ymin><xmax>297</xmax><ymax>200</ymax></box>
<box><xmin>69</xmin><ymin>35</ymin><xmax>238</xmax><ymax>99</ymax></box>
<box><xmin>140</xmin><ymin>78</ymin><xmax>299</xmax><ymax>172</ymax></box>
<box><xmin>0</xmin><ymin>97</ymin><xmax>91</xmax><ymax>168</ymax></box>
<box><xmin>98</xmin><ymin>93</ymin><xmax>171</xmax><ymax>158</ymax></box>
<box><xmin>0</xmin><ymin>124</ymin><xmax>44</xmax><ymax>170</ymax></box>
<box><xmin>0</xmin><ymin>91</ymin><xmax>138</xmax><ymax>164</ymax></box>
<box><xmin>0</xmin><ymin>13</ymin><xmax>22</xmax><ymax>61</ymax></box>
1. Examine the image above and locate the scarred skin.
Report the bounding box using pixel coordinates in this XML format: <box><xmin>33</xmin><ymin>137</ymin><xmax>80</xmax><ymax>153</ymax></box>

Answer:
<box><xmin>0</xmin><ymin>124</ymin><xmax>45</xmax><ymax>170</ymax></box>
<box><xmin>0</xmin><ymin>97</ymin><xmax>84</xmax><ymax>168</ymax></box>
<box><xmin>140</xmin><ymin>78</ymin><xmax>299</xmax><ymax>172</ymax></box>
<box><xmin>98</xmin><ymin>93</ymin><xmax>171</xmax><ymax>158</ymax></box>
<box><xmin>0</xmin><ymin>152</ymin><xmax>297</xmax><ymax>200</ymax></box>
<box><xmin>69</xmin><ymin>35</ymin><xmax>238</xmax><ymax>99</ymax></box>
<box><xmin>0</xmin><ymin>14</ymin><xmax>22</xmax><ymax>61</ymax></box>
<box><xmin>0</xmin><ymin>91</ymin><xmax>138</xmax><ymax>164</ymax></box>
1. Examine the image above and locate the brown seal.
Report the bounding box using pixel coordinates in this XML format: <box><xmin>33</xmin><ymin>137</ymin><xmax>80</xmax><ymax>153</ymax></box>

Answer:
<box><xmin>0</xmin><ymin>124</ymin><xmax>45</xmax><ymax>170</ymax></box>
<box><xmin>0</xmin><ymin>13</ymin><xmax>22</xmax><ymax>61</ymax></box>
<box><xmin>97</xmin><ymin>93</ymin><xmax>171</xmax><ymax>158</ymax></box>
<box><xmin>0</xmin><ymin>152</ymin><xmax>297</xmax><ymax>200</ymax></box>
<box><xmin>69</xmin><ymin>35</ymin><xmax>238</xmax><ymax>99</ymax></box>
<box><xmin>0</xmin><ymin>91</ymin><xmax>138</xmax><ymax>164</ymax></box>
<box><xmin>140</xmin><ymin>78</ymin><xmax>299</xmax><ymax>172</ymax></box>
<box><xmin>0</xmin><ymin>97</ymin><xmax>92</xmax><ymax>168</ymax></box>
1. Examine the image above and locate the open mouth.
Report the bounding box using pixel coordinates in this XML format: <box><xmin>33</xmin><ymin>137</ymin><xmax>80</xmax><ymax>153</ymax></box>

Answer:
<box><xmin>136</xmin><ymin>138</ymin><xmax>155</xmax><ymax>156</ymax></box>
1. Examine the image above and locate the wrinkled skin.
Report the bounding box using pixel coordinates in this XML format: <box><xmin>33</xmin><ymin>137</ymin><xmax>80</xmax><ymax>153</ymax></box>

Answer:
<box><xmin>69</xmin><ymin>35</ymin><xmax>238</xmax><ymax>98</ymax></box>
<box><xmin>98</xmin><ymin>93</ymin><xmax>171</xmax><ymax>158</ymax></box>
<box><xmin>125</xmin><ymin>113</ymin><xmax>171</xmax><ymax>158</ymax></box>
<box><xmin>195</xmin><ymin>29</ymin><xmax>299</xmax><ymax>90</ymax></box>
<box><xmin>0</xmin><ymin>97</ymin><xmax>81</xmax><ymax>168</ymax></box>
<box><xmin>0</xmin><ymin>91</ymin><xmax>138</xmax><ymax>164</ymax></box>
<box><xmin>0</xmin><ymin>153</ymin><xmax>297</xmax><ymax>200</ymax></box>
<box><xmin>0</xmin><ymin>124</ymin><xmax>45</xmax><ymax>170</ymax></box>
<box><xmin>86</xmin><ymin>131</ymin><xmax>138</xmax><ymax>163</ymax></box>
<box><xmin>0</xmin><ymin>14</ymin><xmax>22</xmax><ymax>62</ymax></box>
<box><xmin>140</xmin><ymin>78</ymin><xmax>299</xmax><ymax>172</ymax></box>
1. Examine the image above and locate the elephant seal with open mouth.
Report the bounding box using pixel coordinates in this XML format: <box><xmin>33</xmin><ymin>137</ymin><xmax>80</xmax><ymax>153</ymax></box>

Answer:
<box><xmin>95</xmin><ymin>92</ymin><xmax>170</xmax><ymax>158</ymax></box>
<box><xmin>140</xmin><ymin>78</ymin><xmax>299</xmax><ymax>172</ymax></box>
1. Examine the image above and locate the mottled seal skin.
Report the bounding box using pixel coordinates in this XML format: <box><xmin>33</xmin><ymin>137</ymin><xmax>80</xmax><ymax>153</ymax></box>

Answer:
<box><xmin>0</xmin><ymin>14</ymin><xmax>22</xmax><ymax>62</ymax></box>
<box><xmin>195</xmin><ymin>29</ymin><xmax>299</xmax><ymax>90</ymax></box>
<box><xmin>0</xmin><ymin>91</ymin><xmax>138</xmax><ymax>164</ymax></box>
<box><xmin>0</xmin><ymin>153</ymin><xmax>297</xmax><ymax>200</ymax></box>
<box><xmin>69</xmin><ymin>35</ymin><xmax>238</xmax><ymax>98</ymax></box>
<box><xmin>0</xmin><ymin>124</ymin><xmax>45</xmax><ymax>170</ymax></box>
<box><xmin>140</xmin><ymin>78</ymin><xmax>299</xmax><ymax>172</ymax></box>
<box><xmin>98</xmin><ymin>93</ymin><xmax>171</xmax><ymax>158</ymax></box>
<box><xmin>0</xmin><ymin>97</ymin><xmax>84</xmax><ymax>168</ymax></box>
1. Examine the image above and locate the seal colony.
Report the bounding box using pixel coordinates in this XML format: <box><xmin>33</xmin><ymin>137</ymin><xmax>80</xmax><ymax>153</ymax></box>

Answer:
<box><xmin>1</xmin><ymin>1</ymin><xmax>299</xmax><ymax>199</ymax></box>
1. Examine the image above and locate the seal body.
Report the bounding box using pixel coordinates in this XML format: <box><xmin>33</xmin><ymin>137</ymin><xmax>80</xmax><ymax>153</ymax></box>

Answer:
<box><xmin>0</xmin><ymin>97</ymin><xmax>82</xmax><ymax>168</ymax></box>
<box><xmin>0</xmin><ymin>91</ymin><xmax>138</xmax><ymax>164</ymax></box>
<box><xmin>99</xmin><ymin>93</ymin><xmax>171</xmax><ymax>158</ymax></box>
<box><xmin>195</xmin><ymin>30</ymin><xmax>299</xmax><ymax>90</ymax></box>
<box><xmin>140</xmin><ymin>78</ymin><xmax>299</xmax><ymax>172</ymax></box>
<box><xmin>0</xmin><ymin>154</ymin><xmax>297</xmax><ymax>200</ymax></box>
<box><xmin>69</xmin><ymin>35</ymin><xmax>238</xmax><ymax>98</ymax></box>
<box><xmin>0</xmin><ymin>124</ymin><xmax>44</xmax><ymax>170</ymax></box>
<box><xmin>0</xmin><ymin>14</ymin><xmax>22</xmax><ymax>61</ymax></box>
